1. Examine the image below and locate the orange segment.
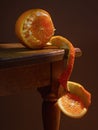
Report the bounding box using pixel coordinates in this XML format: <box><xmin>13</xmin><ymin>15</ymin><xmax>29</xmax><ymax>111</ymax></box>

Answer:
<box><xmin>15</xmin><ymin>9</ymin><xmax>55</xmax><ymax>49</ymax></box>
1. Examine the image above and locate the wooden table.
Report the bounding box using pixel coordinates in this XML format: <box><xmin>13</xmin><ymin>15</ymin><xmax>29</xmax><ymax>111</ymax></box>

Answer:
<box><xmin>0</xmin><ymin>43</ymin><xmax>81</xmax><ymax>130</ymax></box>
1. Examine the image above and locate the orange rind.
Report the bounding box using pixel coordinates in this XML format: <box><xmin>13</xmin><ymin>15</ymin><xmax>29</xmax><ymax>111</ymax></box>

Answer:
<box><xmin>49</xmin><ymin>35</ymin><xmax>75</xmax><ymax>88</ymax></box>
<box><xmin>48</xmin><ymin>36</ymin><xmax>91</xmax><ymax>118</ymax></box>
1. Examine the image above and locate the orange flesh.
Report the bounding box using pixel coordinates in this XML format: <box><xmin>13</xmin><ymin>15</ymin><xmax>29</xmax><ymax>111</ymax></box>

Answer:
<box><xmin>31</xmin><ymin>16</ymin><xmax>54</xmax><ymax>42</ymax></box>
<box><xmin>61</xmin><ymin>93</ymin><xmax>85</xmax><ymax>114</ymax></box>
<box><xmin>22</xmin><ymin>14</ymin><xmax>54</xmax><ymax>44</ymax></box>
<box><xmin>22</xmin><ymin>14</ymin><xmax>42</xmax><ymax>47</ymax></box>
<box><xmin>15</xmin><ymin>9</ymin><xmax>55</xmax><ymax>48</ymax></box>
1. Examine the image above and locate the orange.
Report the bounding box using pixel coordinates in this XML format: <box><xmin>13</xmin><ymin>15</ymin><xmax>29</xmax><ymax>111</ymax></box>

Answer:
<box><xmin>58</xmin><ymin>81</ymin><xmax>91</xmax><ymax>118</ymax></box>
<box><xmin>15</xmin><ymin>9</ymin><xmax>55</xmax><ymax>49</ymax></box>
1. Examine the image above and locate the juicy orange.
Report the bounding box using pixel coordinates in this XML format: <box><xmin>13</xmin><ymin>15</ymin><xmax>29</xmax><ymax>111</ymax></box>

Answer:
<box><xmin>58</xmin><ymin>81</ymin><xmax>91</xmax><ymax>118</ymax></box>
<box><xmin>15</xmin><ymin>9</ymin><xmax>55</xmax><ymax>49</ymax></box>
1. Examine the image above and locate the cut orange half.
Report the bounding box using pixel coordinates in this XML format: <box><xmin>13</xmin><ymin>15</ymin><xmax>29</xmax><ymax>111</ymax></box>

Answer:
<box><xmin>58</xmin><ymin>93</ymin><xmax>87</xmax><ymax>118</ymax></box>
<box><xmin>58</xmin><ymin>81</ymin><xmax>91</xmax><ymax>118</ymax></box>
<box><xmin>15</xmin><ymin>9</ymin><xmax>55</xmax><ymax>49</ymax></box>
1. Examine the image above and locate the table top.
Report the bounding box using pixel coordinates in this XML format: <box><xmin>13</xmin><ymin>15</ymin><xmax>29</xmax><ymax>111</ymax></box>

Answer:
<box><xmin>0</xmin><ymin>43</ymin><xmax>81</xmax><ymax>68</ymax></box>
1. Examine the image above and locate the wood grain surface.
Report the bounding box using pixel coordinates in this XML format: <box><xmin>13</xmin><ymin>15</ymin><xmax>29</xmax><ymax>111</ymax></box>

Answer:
<box><xmin>0</xmin><ymin>43</ymin><xmax>81</xmax><ymax>68</ymax></box>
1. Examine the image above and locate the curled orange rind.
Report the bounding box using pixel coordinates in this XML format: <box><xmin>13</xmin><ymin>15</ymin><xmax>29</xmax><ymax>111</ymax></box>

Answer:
<box><xmin>49</xmin><ymin>36</ymin><xmax>91</xmax><ymax>118</ymax></box>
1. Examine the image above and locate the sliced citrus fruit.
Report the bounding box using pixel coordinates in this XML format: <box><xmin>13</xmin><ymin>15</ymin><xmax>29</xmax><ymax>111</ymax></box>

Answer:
<box><xmin>58</xmin><ymin>81</ymin><xmax>91</xmax><ymax>118</ymax></box>
<box><xmin>49</xmin><ymin>35</ymin><xmax>75</xmax><ymax>88</ymax></box>
<box><xmin>15</xmin><ymin>9</ymin><xmax>55</xmax><ymax>49</ymax></box>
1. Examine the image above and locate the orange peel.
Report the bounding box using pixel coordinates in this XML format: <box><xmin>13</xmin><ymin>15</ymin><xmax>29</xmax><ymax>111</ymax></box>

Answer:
<box><xmin>49</xmin><ymin>35</ymin><xmax>75</xmax><ymax>88</ymax></box>
<box><xmin>49</xmin><ymin>36</ymin><xmax>91</xmax><ymax>118</ymax></box>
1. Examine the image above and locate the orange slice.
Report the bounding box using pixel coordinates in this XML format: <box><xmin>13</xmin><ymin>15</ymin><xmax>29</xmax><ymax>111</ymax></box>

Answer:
<box><xmin>15</xmin><ymin>9</ymin><xmax>55</xmax><ymax>49</ymax></box>
<box><xmin>58</xmin><ymin>81</ymin><xmax>91</xmax><ymax>118</ymax></box>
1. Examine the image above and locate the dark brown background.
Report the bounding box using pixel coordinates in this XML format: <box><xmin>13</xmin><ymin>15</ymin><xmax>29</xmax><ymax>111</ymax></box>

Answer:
<box><xmin>0</xmin><ymin>0</ymin><xmax>98</xmax><ymax>130</ymax></box>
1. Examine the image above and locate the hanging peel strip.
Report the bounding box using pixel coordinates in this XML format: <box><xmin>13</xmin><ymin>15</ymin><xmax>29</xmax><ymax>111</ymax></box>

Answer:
<box><xmin>49</xmin><ymin>35</ymin><xmax>91</xmax><ymax>118</ymax></box>
<box><xmin>49</xmin><ymin>35</ymin><xmax>75</xmax><ymax>89</ymax></box>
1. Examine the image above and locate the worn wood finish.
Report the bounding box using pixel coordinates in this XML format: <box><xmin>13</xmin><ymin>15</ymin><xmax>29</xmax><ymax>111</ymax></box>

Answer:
<box><xmin>0</xmin><ymin>43</ymin><xmax>81</xmax><ymax>96</ymax></box>
<box><xmin>42</xmin><ymin>101</ymin><xmax>61</xmax><ymax>130</ymax></box>
<box><xmin>0</xmin><ymin>43</ymin><xmax>81</xmax><ymax>68</ymax></box>
<box><xmin>0</xmin><ymin>63</ymin><xmax>51</xmax><ymax>96</ymax></box>
<box><xmin>0</xmin><ymin>43</ymin><xmax>65</xmax><ymax>68</ymax></box>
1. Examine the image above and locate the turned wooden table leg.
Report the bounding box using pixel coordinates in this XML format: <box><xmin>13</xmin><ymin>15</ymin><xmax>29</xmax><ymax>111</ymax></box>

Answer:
<box><xmin>38</xmin><ymin>86</ymin><xmax>61</xmax><ymax>130</ymax></box>
<box><xmin>42</xmin><ymin>100</ymin><xmax>61</xmax><ymax>130</ymax></box>
<box><xmin>37</xmin><ymin>61</ymin><xmax>65</xmax><ymax>130</ymax></box>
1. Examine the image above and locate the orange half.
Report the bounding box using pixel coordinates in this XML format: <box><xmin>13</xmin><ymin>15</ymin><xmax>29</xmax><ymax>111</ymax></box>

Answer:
<box><xmin>58</xmin><ymin>81</ymin><xmax>91</xmax><ymax>118</ymax></box>
<box><xmin>15</xmin><ymin>9</ymin><xmax>55</xmax><ymax>49</ymax></box>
